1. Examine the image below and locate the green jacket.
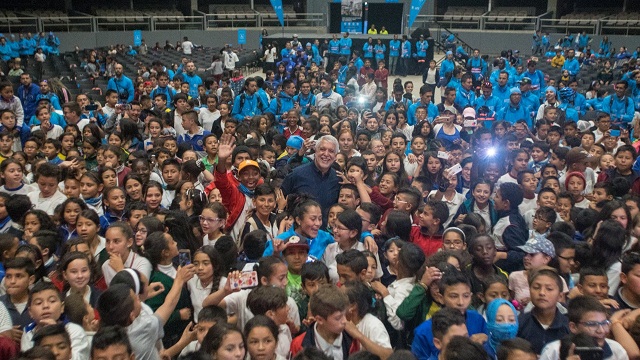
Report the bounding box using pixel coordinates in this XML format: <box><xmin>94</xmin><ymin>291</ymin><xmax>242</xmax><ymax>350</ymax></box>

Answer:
<box><xmin>396</xmin><ymin>283</ymin><xmax>441</xmax><ymax>344</ymax></box>
<box><xmin>145</xmin><ymin>270</ymin><xmax>193</xmax><ymax>348</ymax></box>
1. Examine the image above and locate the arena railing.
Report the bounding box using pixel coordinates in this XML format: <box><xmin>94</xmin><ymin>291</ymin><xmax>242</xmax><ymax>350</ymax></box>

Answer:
<box><xmin>0</xmin><ymin>12</ymin><xmax>326</xmax><ymax>33</ymax></box>
<box><xmin>0</xmin><ymin>16</ymin><xmax>38</xmax><ymax>33</ymax></box>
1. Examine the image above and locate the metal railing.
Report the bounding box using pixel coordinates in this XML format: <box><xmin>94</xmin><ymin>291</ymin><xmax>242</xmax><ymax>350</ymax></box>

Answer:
<box><xmin>260</xmin><ymin>13</ymin><xmax>325</xmax><ymax>27</ymax></box>
<box><xmin>0</xmin><ymin>12</ymin><xmax>326</xmax><ymax>33</ymax></box>
<box><xmin>408</xmin><ymin>13</ymin><xmax>640</xmax><ymax>35</ymax></box>
<box><xmin>2</xmin><ymin>11</ymin><xmax>638</xmax><ymax>35</ymax></box>
<box><xmin>204</xmin><ymin>13</ymin><xmax>259</xmax><ymax>28</ymax></box>
<box><xmin>40</xmin><ymin>16</ymin><xmax>93</xmax><ymax>32</ymax></box>
<box><xmin>152</xmin><ymin>16</ymin><xmax>204</xmax><ymax>31</ymax></box>
<box><xmin>0</xmin><ymin>16</ymin><xmax>38</xmax><ymax>33</ymax></box>
<box><xmin>539</xmin><ymin>18</ymin><xmax>599</xmax><ymax>35</ymax></box>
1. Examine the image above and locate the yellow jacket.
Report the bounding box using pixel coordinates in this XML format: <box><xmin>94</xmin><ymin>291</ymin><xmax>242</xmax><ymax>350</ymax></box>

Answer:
<box><xmin>551</xmin><ymin>55</ymin><xmax>565</xmax><ymax>68</ymax></box>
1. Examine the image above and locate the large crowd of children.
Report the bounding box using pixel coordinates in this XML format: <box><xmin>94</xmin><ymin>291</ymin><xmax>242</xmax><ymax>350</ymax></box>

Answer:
<box><xmin>0</xmin><ymin>28</ymin><xmax>640</xmax><ymax>360</ymax></box>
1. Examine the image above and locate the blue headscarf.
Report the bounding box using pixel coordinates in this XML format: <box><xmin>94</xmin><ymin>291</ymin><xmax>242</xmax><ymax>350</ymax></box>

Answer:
<box><xmin>545</xmin><ymin>86</ymin><xmax>557</xmax><ymax>96</ymax></box>
<box><xmin>486</xmin><ymin>298</ymin><xmax>519</xmax><ymax>352</ymax></box>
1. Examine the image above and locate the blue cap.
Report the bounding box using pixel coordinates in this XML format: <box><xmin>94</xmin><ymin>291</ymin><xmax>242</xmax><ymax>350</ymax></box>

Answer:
<box><xmin>510</xmin><ymin>87</ymin><xmax>522</xmax><ymax>95</ymax></box>
<box><xmin>446</xmin><ymin>51</ymin><xmax>453</xmax><ymax>55</ymax></box>
<box><xmin>286</xmin><ymin>135</ymin><xmax>304</xmax><ymax>150</ymax></box>
<box><xmin>545</xmin><ymin>86</ymin><xmax>557</xmax><ymax>95</ymax></box>
<box><xmin>306</xmin><ymin>42</ymin><xmax>312</xmax><ymax>47</ymax></box>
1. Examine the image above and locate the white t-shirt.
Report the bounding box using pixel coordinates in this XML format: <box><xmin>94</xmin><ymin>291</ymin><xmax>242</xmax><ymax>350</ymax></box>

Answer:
<box><xmin>28</xmin><ymin>190</ymin><xmax>67</xmax><ymax>216</ymax></box>
<box><xmin>128</xmin><ymin>313</ymin><xmax>163</xmax><ymax>360</ymax></box>
<box><xmin>0</xmin><ymin>183</ymin><xmax>36</xmax><ymax>196</ymax></box>
<box><xmin>224</xmin><ymin>51</ymin><xmax>239</xmax><ymax>70</ymax></box>
<box><xmin>22</xmin><ymin>322</ymin><xmax>89</xmax><ymax>360</ymax></box>
<box><xmin>31</xmin><ymin>124</ymin><xmax>64</xmax><ymax>139</ymax></box>
<box><xmin>264</xmin><ymin>48</ymin><xmax>276</xmax><ymax>62</ymax></box>
<box><xmin>182</xmin><ymin>41</ymin><xmax>194</xmax><ymax>55</ymax></box>
<box><xmin>539</xmin><ymin>339</ymin><xmax>628</xmax><ymax>360</ymax></box>
<box><xmin>187</xmin><ymin>276</ymin><xmax>226</xmax><ymax>321</ymax></box>
<box><xmin>323</xmin><ymin>242</ymin><xmax>383</xmax><ymax>284</ymax></box>
<box><xmin>199</xmin><ymin>108</ymin><xmax>220</xmax><ymax>132</ymax></box>
<box><xmin>383</xmin><ymin>277</ymin><xmax>415</xmax><ymax>331</ymax></box>
<box><xmin>102</xmin><ymin>250</ymin><xmax>153</xmax><ymax>285</ymax></box>
<box><xmin>223</xmin><ymin>289</ymin><xmax>300</xmax><ymax>332</ymax></box>
<box><xmin>0</xmin><ymin>301</ymin><xmax>12</xmax><ymax>333</ymax></box>
<box><xmin>427</xmin><ymin>190</ymin><xmax>465</xmax><ymax>227</ymax></box>
<box><xmin>357</xmin><ymin>313</ymin><xmax>392</xmax><ymax>350</ymax></box>
<box><xmin>518</xmin><ymin>195</ymin><xmax>538</xmax><ymax>216</ymax></box>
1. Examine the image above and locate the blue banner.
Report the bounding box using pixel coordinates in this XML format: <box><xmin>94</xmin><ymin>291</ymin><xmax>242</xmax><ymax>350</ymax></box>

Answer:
<box><xmin>237</xmin><ymin>29</ymin><xmax>247</xmax><ymax>45</ymax></box>
<box><xmin>408</xmin><ymin>0</ymin><xmax>426</xmax><ymax>28</ymax></box>
<box><xmin>340</xmin><ymin>21</ymin><xmax>363</xmax><ymax>33</ymax></box>
<box><xmin>270</xmin><ymin>0</ymin><xmax>285</xmax><ymax>27</ymax></box>
<box><xmin>133</xmin><ymin>30</ymin><xmax>142</xmax><ymax>46</ymax></box>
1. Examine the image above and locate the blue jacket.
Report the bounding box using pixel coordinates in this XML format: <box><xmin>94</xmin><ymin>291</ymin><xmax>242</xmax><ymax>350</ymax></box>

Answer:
<box><xmin>562</xmin><ymin>58</ymin><xmax>580</xmax><ymax>76</ymax></box>
<box><xmin>329</xmin><ymin>40</ymin><xmax>340</xmax><ymax>54</ymax></box>
<box><xmin>602</xmin><ymin>94</ymin><xmax>635</xmax><ymax>124</ymax></box>
<box><xmin>468</xmin><ymin>57</ymin><xmax>487</xmax><ymax>81</ymax></box>
<box><xmin>269</xmin><ymin>92</ymin><xmax>295</xmax><ymax>125</ymax></box>
<box><xmin>182</xmin><ymin>73</ymin><xmax>203</xmax><ymax>98</ymax></box>
<box><xmin>0</xmin><ymin>124</ymin><xmax>30</xmax><ymax>148</ymax></box>
<box><xmin>374</xmin><ymin>44</ymin><xmax>386</xmax><ymax>61</ymax></box>
<box><xmin>178</xmin><ymin>127</ymin><xmax>211</xmax><ymax>152</ymax></box>
<box><xmin>389</xmin><ymin>40</ymin><xmax>401</xmax><ymax>57</ymax></box>
<box><xmin>263</xmin><ymin>227</ymin><xmax>334</xmax><ymax>260</ymax></box>
<box><xmin>107</xmin><ymin>75</ymin><xmax>135</xmax><ymax>103</ymax></box>
<box><xmin>523</xmin><ymin>69</ymin><xmax>546</xmax><ymax>96</ymax></box>
<box><xmin>339</xmin><ymin>38</ymin><xmax>352</xmax><ymax>55</ymax></box>
<box><xmin>231</xmin><ymin>92</ymin><xmax>268</xmax><ymax>121</ymax></box>
<box><xmin>417</xmin><ymin>40</ymin><xmax>429</xmax><ymax>57</ymax></box>
<box><xmin>0</xmin><ymin>42</ymin><xmax>12</xmax><ymax>61</ymax></box>
<box><xmin>412</xmin><ymin>310</ymin><xmax>487</xmax><ymax>360</ymax></box>
<box><xmin>353</xmin><ymin>58</ymin><xmax>364</xmax><ymax>73</ymax></box>
<box><xmin>99</xmin><ymin>211</ymin><xmax>125</xmax><ymax>236</ymax></box>
<box><xmin>586</xmin><ymin>97</ymin><xmax>606</xmax><ymax>111</ymax></box>
<box><xmin>386</xmin><ymin>98</ymin><xmax>413</xmax><ymax>111</ymax></box>
<box><xmin>455</xmin><ymin>87</ymin><xmax>476</xmax><ymax>109</ymax></box>
<box><xmin>362</xmin><ymin>42</ymin><xmax>374</xmax><ymax>58</ymax></box>
<box><xmin>36</xmin><ymin>92</ymin><xmax>62</xmax><ymax>110</ymax></box>
<box><xmin>474</xmin><ymin>95</ymin><xmax>502</xmax><ymax>118</ymax></box>
<box><xmin>401</xmin><ymin>41</ymin><xmax>412</xmax><ymax>58</ymax></box>
<box><xmin>520</xmin><ymin>91</ymin><xmax>541</xmax><ymax>116</ymax></box>
<box><xmin>407</xmin><ymin>101</ymin><xmax>439</xmax><ymax>125</ymax></box>
<box><xmin>17</xmin><ymin>84</ymin><xmax>40</xmax><ymax>120</ymax></box>
<box><xmin>497</xmin><ymin>102</ymin><xmax>532</xmax><ymax>127</ymax></box>
<box><xmin>0</xmin><ymin>294</ymin><xmax>32</xmax><ymax>328</ymax></box>
<box><xmin>493</xmin><ymin>85</ymin><xmax>511</xmax><ymax>105</ymax></box>
<box><xmin>293</xmin><ymin>93</ymin><xmax>316</xmax><ymax>115</ymax></box>
<box><xmin>19</xmin><ymin>37</ymin><xmax>36</xmax><ymax>56</ymax></box>
<box><xmin>565</xmin><ymin>93</ymin><xmax>587</xmax><ymax>116</ymax></box>
<box><xmin>150</xmin><ymin>86</ymin><xmax>177</xmax><ymax>104</ymax></box>
<box><xmin>494</xmin><ymin>210</ymin><xmax>529</xmax><ymax>273</ymax></box>
<box><xmin>517</xmin><ymin>310</ymin><xmax>569</xmax><ymax>354</ymax></box>
<box><xmin>578</xmin><ymin>34</ymin><xmax>590</xmax><ymax>48</ymax></box>
<box><xmin>440</xmin><ymin>59</ymin><xmax>455</xmax><ymax>77</ymax></box>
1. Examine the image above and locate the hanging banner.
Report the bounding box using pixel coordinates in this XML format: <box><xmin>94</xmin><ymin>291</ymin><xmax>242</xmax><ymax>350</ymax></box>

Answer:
<box><xmin>269</xmin><ymin>0</ymin><xmax>285</xmax><ymax>27</ymax></box>
<box><xmin>133</xmin><ymin>30</ymin><xmax>142</xmax><ymax>46</ymax></box>
<box><xmin>408</xmin><ymin>0</ymin><xmax>427</xmax><ymax>28</ymax></box>
<box><xmin>237</xmin><ymin>29</ymin><xmax>247</xmax><ymax>45</ymax></box>
<box><xmin>340</xmin><ymin>0</ymin><xmax>363</xmax><ymax>33</ymax></box>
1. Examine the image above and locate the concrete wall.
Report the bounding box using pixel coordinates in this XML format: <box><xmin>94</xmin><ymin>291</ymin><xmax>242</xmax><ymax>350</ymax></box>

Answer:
<box><xmin>54</xmin><ymin>28</ymin><xmax>264</xmax><ymax>53</ymax></box>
